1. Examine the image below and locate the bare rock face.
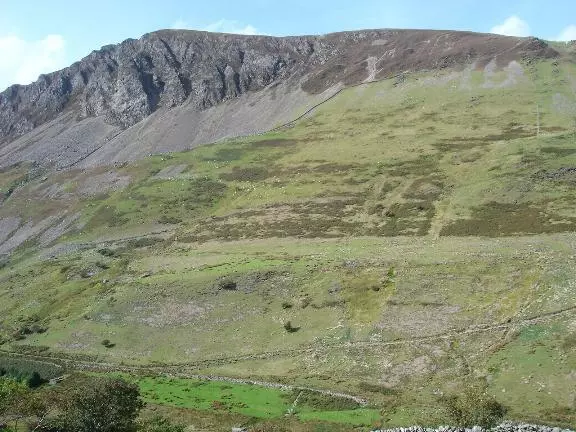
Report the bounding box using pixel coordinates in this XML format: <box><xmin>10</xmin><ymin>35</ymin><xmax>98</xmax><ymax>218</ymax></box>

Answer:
<box><xmin>0</xmin><ymin>29</ymin><xmax>558</xmax><ymax>168</ymax></box>
<box><xmin>0</xmin><ymin>31</ymin><xmax>313</xmax><ymax>138</ymax></box>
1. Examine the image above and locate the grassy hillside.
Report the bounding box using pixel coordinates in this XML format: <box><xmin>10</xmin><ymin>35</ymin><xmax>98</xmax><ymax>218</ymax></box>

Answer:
<box><xmin>1</xmin><ymin>55</ymin><xmax>576</xmax><ymax>428</ymax></box>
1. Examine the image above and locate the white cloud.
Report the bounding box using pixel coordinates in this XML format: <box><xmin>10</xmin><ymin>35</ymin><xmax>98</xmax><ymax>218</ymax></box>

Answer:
<box><xmin>490</xmin><ymin>16</ymin><xmax>531</xmax><ymax>37</ymax></box>
<box><xmin>0</xmin><ymin>33</ymin><xmax>67</xmax><ymax>91</ymax></box>
<box><xmin>553</xmin><ymin>25</ymin><xmax>576</xmax><ymax>41</ymax></box>
<box><xmin>170</xmin><ymin>18</ymin><xmax>260</xmax><ymax>35</ymax></box>
<box><xmin>170</xmin><ymin>19</ymin><xmax>189</xmax><ymax>30</ymax></box>
<box><xmin>204</xmin><ymin>19</ymin><xmax>259</xmax><ymax>35</ymax></box>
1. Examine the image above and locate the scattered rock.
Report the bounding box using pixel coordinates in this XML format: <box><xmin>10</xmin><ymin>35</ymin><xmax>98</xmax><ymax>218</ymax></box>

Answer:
<box><xmin>534</xmin><ymin>167</ymin><xmax>576</xmax><ymax>182</ymax></box>
<box><xmin>328</xmin><ymin>281</ymin><xmax>342</xmax><ymax>294</ymax></box>
<box><xmin>371</xmin><ymin>423</ymin><xmax>574</xmax><ymax>432</ymax></box>
<box><xmin>218</xmin><ymin>279</ymin><xmax>237</xmax><ymax>291</ymax></box>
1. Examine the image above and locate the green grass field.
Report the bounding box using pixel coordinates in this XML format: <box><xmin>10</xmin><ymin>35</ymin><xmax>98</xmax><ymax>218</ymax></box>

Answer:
<box><xmin>135</xmin><ymin>376</ymin><xmax>380</xmax><ymax>425</ymax></box>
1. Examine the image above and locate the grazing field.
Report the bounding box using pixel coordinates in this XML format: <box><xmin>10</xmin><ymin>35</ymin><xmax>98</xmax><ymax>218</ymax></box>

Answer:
<box><xmin>131</xmin><ymin>375</ymin><xmax>380</xmax><ymax>426</ymax></box>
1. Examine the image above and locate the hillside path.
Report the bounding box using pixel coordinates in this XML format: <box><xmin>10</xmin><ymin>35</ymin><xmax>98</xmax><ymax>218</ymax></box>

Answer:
<box><xmin>1</xmin><ymin>304</ymin><xmax>574</xmax><ymax>406</ymax></box>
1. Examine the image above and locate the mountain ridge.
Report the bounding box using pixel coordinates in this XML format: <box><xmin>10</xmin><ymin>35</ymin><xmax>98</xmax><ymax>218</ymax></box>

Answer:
<box><xmin>0</xmin><ymin>29</ymin><xmax>558</xmax><ymax>169</ymax></box>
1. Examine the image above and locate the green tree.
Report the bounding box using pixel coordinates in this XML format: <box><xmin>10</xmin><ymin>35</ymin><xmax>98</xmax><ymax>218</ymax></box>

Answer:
<box><xmin>27</xmin><ymin>372</ymin><xmax>45</xmax><ymax>389</ymax></box>
<box><xmin>53</xmin><ymin>375</ymin><xmax>144</xmax><ymax>432</ymax></box>
<box><xmin>0</xmin><ymin>377</ymin><xmax>49</xmax><ymax>431</ymax></box>
<box><xmin>0</xmin><ymin>377</ymin><xmax>27</xmax><ymax>416</ymax></box>
<box><xmin>14</xmin><ymin>390</ymin><xmax>50</xmax><ymax>431</ymax></box>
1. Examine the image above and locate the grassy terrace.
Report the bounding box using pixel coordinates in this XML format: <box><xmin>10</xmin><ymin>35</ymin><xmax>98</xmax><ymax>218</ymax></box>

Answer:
<box><xmin>136</xmin><ymin>376</ymin><xmax>380</xmax><ymax>425</ymax></box>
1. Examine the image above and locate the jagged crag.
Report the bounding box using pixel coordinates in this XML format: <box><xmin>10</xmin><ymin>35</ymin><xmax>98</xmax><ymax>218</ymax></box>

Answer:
<box><xmin>0</xmin><ymin>30</ymin><xmax>557</xmax><ymax>168</ymax></box>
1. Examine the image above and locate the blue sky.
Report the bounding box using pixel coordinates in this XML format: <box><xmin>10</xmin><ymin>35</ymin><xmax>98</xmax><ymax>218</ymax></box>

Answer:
<box><xmin>1</xmin><ymin>0</ymin><xmax>576</xmax><ymax>90</ymax></box>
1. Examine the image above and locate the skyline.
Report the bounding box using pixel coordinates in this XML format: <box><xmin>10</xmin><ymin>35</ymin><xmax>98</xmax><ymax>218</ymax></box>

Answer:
<box><xmin>1</xmin><ymin>0</ymin><xmax>576</xmax><ymax>91</ymax></box>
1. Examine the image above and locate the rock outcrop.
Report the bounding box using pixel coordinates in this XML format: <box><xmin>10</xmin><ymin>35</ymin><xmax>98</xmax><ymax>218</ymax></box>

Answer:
<box><xmin>373</xmin><ymin>423</ymin><xmax>574</xmax><ymax>432</ymax></box>
<box><xmin>0</xmin><ymin>29</ymin><xmax>557</xmax><ymax>168</ymax></box>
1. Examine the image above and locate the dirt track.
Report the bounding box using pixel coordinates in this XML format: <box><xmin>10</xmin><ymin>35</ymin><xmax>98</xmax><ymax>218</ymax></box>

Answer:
<box><xmin>2</xmin><ymin>303</ymin><xmax>574</xmax><ymax>405</ymax></box>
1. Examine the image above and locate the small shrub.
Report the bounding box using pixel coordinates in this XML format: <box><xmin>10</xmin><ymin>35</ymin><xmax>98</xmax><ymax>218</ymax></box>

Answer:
<box><xmin>281</xmin><ymin>301</ymin><xmax>293</xmax><ymax>309</ymax></box>
<box><xmin>101</xmin><ymin>339</ymin><xmax>115</xmax><ymax>348</ymax></box>
<box><xmin>158</xmin><ymin>215</ymin><xmax>182</xmax><ymax>225</ymax></box>
<box><xmin>97</xmin><ymin>248</ymin><xmax>117</xmax><ymax>257</ymax></box>
<box><xmin>184</xmin><ymin>178</ymin><xmax>227</xmax><ymax>210</ymax></box>
<box><xmin>27</xmin><ymin>371</ymin><xmax>46</xmax><ymax>388</ymax></box>
<box><xmin>218</xmin><ymin>279</ymin><xmax>237</xmax><ymax>291</ymax></box>
<box><xmin>29</xmin><ymin>324</ymin><xmax>47</xmax><ymax>334</ymax></box>
<box><xmin>283</xmin><ymin>321</ymin><xmax>300</xmax><ymax>333</ymax></box>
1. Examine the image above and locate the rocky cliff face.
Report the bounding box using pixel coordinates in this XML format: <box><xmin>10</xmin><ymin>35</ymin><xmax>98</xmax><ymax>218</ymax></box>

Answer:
<box><xmin>0</xmin><ymin>29</ymin><xmax>558</xmax><ymax>167</ymax></box>
<box><xmin>0</xmin><ymin>32</ymin><xmax>312</xmax><ymax>138</ymax></box>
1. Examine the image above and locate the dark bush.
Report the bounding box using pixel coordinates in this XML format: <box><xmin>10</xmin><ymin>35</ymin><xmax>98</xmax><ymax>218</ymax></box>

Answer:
<box><xmin>183</xmin><ymin>178</ymin><xmax>227</xmax><ymax>210</ymax></box>
<box><xmin>283</xmin><ymin>321</ymin><xmax>300</xmax><ymax>333</ymax></box>
<box><xmin>97</xmin><ymin>248</ymin><xmax>117</xmax><ymax>257</ymax></box>
<box><xmin>440</xmin><ymin>385</ymin><xmax>507</xmax><ymax>428</ymax></box>
<box><xmin>26</xmin><ymin>371</ymin><xmax>46</xmax><ymax>388</ymax></box>
<box><xmin>218</xmin><ymin>279</ymin><xmax>237</xmax><ymax>291</ymax></box>
<box><xmin>101</xmin><ymin>339</ymin><xmax>115</xmax><ymax>348</ymax></box>
<box><xmin>49</xmin><ymin>374</ymin><xmax>144</xmax><ymax>432</ymax></box>
<box><xmin>29</xmin><ymin>324</ymin><xmax>48</xmax><ymax>334</ymax></box>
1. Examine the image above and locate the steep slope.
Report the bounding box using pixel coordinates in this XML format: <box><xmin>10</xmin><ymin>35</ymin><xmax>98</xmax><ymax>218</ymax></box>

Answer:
<box><xmin>0</xmin><ymin>29</ymin><xmax>557</xmax><ymax>168</ymax></box>
<box><xmin>0</xmin><ymin>31</ymin><xmax>576</xmax><ymax>428</ymax></box>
